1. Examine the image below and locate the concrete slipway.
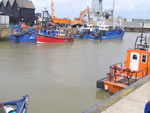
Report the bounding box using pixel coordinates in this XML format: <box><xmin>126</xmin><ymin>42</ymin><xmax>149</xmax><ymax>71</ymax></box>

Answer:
<box><xmin>84</xmin><ymin>75</ymin><xmax>150</xmax><ymax>113</ymax></box>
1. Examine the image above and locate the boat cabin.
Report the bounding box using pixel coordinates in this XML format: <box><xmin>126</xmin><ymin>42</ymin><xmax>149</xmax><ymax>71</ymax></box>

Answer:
<box><xmin>125</xmin><ymin>49</ymin><xmax>150</xmax><ymax>78</ymax></box>
<box><xmin>80</xmin><ymin>24</ymin><xmax>96</xmax><ymax>32</ymax></box>
<box><xmin>97</xmin><ymin>24</ymin><xmax>109</xmax><ymax>31</ymax></box>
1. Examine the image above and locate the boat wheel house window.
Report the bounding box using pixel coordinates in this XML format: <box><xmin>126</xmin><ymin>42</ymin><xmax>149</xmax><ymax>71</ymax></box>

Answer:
<box><xmin>142</xmin><ymin>54</ymin><xmax>147</xmax><ymax>63</ymax></box>
<box><xmin>133</xmin><ymin>54</ymin><xmax>137</xmax><ymax>60</ymax></box>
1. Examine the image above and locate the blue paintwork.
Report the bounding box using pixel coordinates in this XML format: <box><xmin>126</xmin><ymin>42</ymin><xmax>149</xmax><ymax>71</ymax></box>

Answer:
<box><xmin>2</xmin><ymin>95</ymin><xmax>29</xmax><ymax>113</ymax></box>
<box><xmin>9</xmin><ymin>25</ymin><xmax>36</xmax><ymax>43</ymax></box>
<box><xmin>39</xmin><ymin>30</ymin><xmax>56</xmax><ymax>37</ymax></box>
<box><xmin>73</xmin><ymin>34</ymin><xmax>83</xmax><ymax>39</ymax></box>
<box><xmin>74</xmin><ymin>29</ymin><xmax>125</xmax><ymax>40</ymax></box>
<box><xmin>145</xmin><ymin>101</ymin><xmax>150</xmax><ymax>113</ymax></box>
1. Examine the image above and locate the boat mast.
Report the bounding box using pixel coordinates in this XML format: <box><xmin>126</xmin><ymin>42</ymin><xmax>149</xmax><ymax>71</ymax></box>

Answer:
<box><xmin>112</xmin><ymin>0</ymin><xmax>115</xmax><ymax>18</ymax></box>
<box><xmin>140</xmin><ymin>22</ymin><xmax>144</xmax><ymax>44</ymax></box>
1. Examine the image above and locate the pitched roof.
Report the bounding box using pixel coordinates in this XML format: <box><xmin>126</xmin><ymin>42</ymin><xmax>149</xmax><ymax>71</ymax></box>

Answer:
<box><xmin>2</xmin><ymin>0</ymin><xmax>7</xmax><ymax>7</ymax></box>
<box><xmin>16</xmin><ymin>0</ymin><xmax>35</xmax><ymax>9</ymax></box>
<box><xmin>9</xmin><ymin>0</ymin><xmax>14</xmax><ymax>6</ymax></box>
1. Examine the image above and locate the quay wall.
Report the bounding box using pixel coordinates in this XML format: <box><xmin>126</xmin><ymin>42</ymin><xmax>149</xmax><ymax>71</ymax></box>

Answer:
<box><xmin>0</xmin><ymin>27</ymin><xmax>11</xmax><ymax>40</ymax></box>
<box><xmin>0</xmin><ymin>27</ymin><xmax>149</xmax><ymax>41</ymax></box>
<box><xmin>83</xmin><ymin>75</ymin><xmax>150</xmax><ymax>113</ymax></box>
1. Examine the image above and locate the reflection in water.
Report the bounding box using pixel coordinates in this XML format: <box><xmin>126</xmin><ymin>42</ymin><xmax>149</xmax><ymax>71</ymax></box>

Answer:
<box><xmin>96</xmin><ymin>90</ymin><xmax>111</xmax><ymax>101</ymax></box>
<box><xmin>36</xmin><ymin>42</ymin><xmax>73</xmax><ymax>49</ymax></box>
<box><xmin>0</xmin><ymin>33</ymin><xmax>141</xmax><ymax>113</ymax></box>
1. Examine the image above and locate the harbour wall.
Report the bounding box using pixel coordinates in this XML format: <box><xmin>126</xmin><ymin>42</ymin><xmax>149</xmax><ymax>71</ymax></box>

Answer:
<box><xmin>83</xmin><ymin>75</ymin><xmax>150</xmax><ymax>113</ymax></box>
<box><xmin>0</xmin><ymin>27</ymin><xmax>150</xmax><ymax>41</ymax></box>
<box><xmin>0</xmin><ymin>27</ymin><xmax>11</xmax><ymax>41</ymax></box>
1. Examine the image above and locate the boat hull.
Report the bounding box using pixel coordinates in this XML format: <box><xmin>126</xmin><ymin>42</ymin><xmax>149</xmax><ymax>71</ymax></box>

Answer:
<box><xmin>2</xmin><ymin>95</ymin><xmax>29</xmax><ymax>113</ymax></box>
<box><xmin>9</xmin><ymin>33</ymin><xmax>36</xmax><ymax>43</ymax></box>
<box><xmin>74</xmin><ymin>29</ymin><xmax>125</xmax><ymax>40</ymax></box>
<box><xmin>36</xmin><ymin>34</ymin><xmax>73</xmax><ymax>43</ymax></box>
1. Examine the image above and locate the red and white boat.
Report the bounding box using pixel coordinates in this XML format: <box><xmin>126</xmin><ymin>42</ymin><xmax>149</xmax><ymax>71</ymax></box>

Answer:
<box><xmin>36</xmin><ymin>30</ymin><xmax>73</xmax><ymax>43</ymax></box>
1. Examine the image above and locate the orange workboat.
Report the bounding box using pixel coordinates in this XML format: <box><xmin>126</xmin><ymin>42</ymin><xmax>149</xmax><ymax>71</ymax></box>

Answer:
<box><xmin>97</xmin><ymin>29</ymin><xmax>150</xmax><ymax>93</ymax></box>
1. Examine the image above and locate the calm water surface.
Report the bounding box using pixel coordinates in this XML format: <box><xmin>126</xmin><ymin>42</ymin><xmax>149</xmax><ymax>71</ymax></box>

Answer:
<box><xmin>0</xmin><ymin>32</ymin><xmax>141</xmax><ymax>113</ymax></box>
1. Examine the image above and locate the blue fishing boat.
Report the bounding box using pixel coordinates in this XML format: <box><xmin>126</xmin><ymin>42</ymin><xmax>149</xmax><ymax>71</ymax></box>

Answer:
<box><xmin>74</xmin><ymin>17</ymin><xmax>126</xmax><ymax>41</ymax></box>
<box><xmin>83</xmin><ymin>28</ymin><xmax>125</xmax><ymax>40</ymax></box>
<box><xmin>9</xmin><ymin>25</ymin><xmax>36</xmax><ymax>43</ymax></box>
<box><xmin>74</xmin><ymin>24</ymin><xmax>125</xmax><ymax>40</ymax></box>
<box><xmin>2</xmin><ymin>95</ymin><xmax>29</xmax><ymax>113</ymax></box>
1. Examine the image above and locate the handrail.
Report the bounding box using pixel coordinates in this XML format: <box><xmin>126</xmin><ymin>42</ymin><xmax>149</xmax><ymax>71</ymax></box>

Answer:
<box><xmin>110</xmin><ymin>62</ymin><xmax>122</xmax><ymax>68</ymax></box>
<box><xmin>108</xmin><ymin>63</ymin><xmax>148</xmax><ymax>85</ymax></box>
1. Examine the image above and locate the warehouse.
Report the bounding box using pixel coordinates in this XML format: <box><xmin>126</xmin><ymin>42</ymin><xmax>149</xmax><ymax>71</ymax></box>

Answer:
<box><xmin>0</xmin><ymin>0</ymin><xmax>35</xmax><ymax>25</ymax></box>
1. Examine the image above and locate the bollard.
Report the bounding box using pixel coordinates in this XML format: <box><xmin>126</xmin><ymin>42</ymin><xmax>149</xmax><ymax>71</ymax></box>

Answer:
<box><xmin>145</xmin><ymin>101</ymin><xmax>150</xmax><ymax>113</ymax></box>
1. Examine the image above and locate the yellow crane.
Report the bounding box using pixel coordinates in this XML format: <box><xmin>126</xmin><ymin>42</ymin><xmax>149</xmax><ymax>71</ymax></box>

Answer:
<box><xmin>51</xmin><ymin>0</ymin><xmax>71</xmax><ymax>24</ymax></box>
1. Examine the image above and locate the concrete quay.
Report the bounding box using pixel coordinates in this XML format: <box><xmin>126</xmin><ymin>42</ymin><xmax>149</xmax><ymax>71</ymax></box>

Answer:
<box><xmin>84</xmin><ymin>75</ymin><xmax>150</xmax><ymax>113</ymax></box>
<box><xmin>102</xmin><ymin>80</ymin><xmax>150</xmax><ymax>113</ymax></box>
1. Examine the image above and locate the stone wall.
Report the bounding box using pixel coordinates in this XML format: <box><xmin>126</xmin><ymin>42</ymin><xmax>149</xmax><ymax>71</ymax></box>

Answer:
<box><xmin>0</xmin><ymin>27</ymin><xmax>11</xmax><ymax>40</ymax></box>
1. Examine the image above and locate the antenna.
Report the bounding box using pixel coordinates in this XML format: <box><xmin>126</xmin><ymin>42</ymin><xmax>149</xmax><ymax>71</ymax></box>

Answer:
<box><xmin>112</xmin><ymin>0</ymin><xmax>115</xmax><ymax>18</ymax></box>
<box><xmin>99</xmin><ymin>0</ymin><xmax>103</xmax><ymax>14</ymax></box>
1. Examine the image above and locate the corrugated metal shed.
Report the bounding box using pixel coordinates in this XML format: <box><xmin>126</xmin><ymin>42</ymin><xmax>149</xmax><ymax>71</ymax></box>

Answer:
<box><xmin>132</xmin><ymin>18</ymin><xmax>150</xmax><ymax>24</ymax></box>
<box><xmin>106</xmin><ymin>21</ymin><xmax>142</xmax><ymax>28</ymax></box>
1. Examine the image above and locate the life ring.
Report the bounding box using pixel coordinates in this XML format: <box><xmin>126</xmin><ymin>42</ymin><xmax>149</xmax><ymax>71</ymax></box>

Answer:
<box><xmin>122</xmin><ymin>68</ymin><xmax>133</xmax><ymax>78</ymax></box>
<box><xmin>112</xmin><ymin>65</ymin><xmax>122</xmax><ymax>76</ymax></box>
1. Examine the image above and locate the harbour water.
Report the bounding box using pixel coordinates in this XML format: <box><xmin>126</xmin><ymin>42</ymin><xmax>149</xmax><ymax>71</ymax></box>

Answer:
<box><xmin>0</xmin><ymin>32</ymin><xmax>141</xmax><ymax>113</ymax></box>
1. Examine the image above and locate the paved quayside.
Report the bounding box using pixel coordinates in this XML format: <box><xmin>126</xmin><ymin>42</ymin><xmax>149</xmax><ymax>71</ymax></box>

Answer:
<box><xmin>84</xmin><ymin>75</ymin><xmax>150</xmax><ymax>113</ymax></box>
<box><xmin>102</xmin><ymin>81</ymin><xmax>150</xmax><ymax>113</ymax></box>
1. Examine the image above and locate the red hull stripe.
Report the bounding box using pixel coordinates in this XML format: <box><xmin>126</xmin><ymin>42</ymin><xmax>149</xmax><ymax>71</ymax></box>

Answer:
<box><xmin>36</xmin><ymin>34</ymin><xmax>73</xmax><ymax>43</ymax></box>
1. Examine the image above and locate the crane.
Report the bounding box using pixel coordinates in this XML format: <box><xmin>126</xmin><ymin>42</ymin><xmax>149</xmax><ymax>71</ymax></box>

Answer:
<box><xmin>51</xmin><ymin>0</ymin><xmax>71</xmax><ymax>24</ymax></box>
<box><xmin>71</xmin><ymin>7</ymin><xmax>90</xmax><ymax>25</ymax></box>
<box><xmin>51</xmin><ymin>0</ymin><xmax>55</xmax><ymax>18</ymax></box>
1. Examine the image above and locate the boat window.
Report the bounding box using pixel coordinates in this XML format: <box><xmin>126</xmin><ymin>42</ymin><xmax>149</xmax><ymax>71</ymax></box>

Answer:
<box><xmin>133</xmin><ymin>54</ymin><xmax>137</xmax><ymax>60</ymax></box>
<box><xmin>142</xmin><ymin>54</ymin><xmax>147</xmax><ymax>63</ymax></box>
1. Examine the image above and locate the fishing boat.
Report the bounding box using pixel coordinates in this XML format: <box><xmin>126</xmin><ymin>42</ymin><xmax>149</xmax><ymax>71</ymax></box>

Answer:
<box><xmin>74</xmin><ymin>19</ymin><xmax>125</xmax><ymax>40</ymax></box>
<box><xmin>83</xmin><ymin>27</ymin><xmax>125</xmax><ymax>41</ymax></box>
<box><xmin>97</xmin><ymin>25</ymin><xmax>150</xmax><ymax>93</ymax></box>
<box><xmin>9</xmin><ymin>25</ymin><xmax>36</xmax><ymax>43</ymax></box>
<box><xmin>2</xmin><ymin>95</ymin><xmax>29</xmax><ymax>113</ymax></box>
<box><xmin>36</xmin><ymin>29</ymin><xmax>73</xmax><ymax>43</ymax></box>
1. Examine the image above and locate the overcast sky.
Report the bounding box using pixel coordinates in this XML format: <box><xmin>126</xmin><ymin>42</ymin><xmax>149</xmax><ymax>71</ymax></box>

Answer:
<box><xmin>31</xmin><ymin>0</ymin><xmax>150</xmax><ymax>20</ymax></box>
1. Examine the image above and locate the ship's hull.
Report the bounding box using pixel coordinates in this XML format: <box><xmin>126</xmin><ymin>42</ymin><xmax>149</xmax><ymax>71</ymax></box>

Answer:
<box><xmin>9</xmin><ymin>33</ymin><xmax>36</xmax><ymax>43</ymax></box>
<box><xmin>36</xmin><ymin>34</ymin><xmax>73</xmax><ymax>43</ymax></box>
<box><xmin>75</xmin><ymin>29</ymin><xmax>125</xmax><ymax>40</ymax></box>
<box><xmin>2</xmin><ymin>95</ymin><xmax>29</xmax><ymax>113</ymax></box>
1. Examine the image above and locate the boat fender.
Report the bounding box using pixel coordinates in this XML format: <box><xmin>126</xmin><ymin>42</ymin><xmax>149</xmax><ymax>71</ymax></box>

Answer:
<box><xmin>96</xmin><ymin>77</ymin><xmax>108</xmax><ymax>89</ymax></box>
<box><xmin>123</xmin><ymin>68</ymin><xmax>134</xmax><ymax>78</ymax></box>
<box><xmin>112</xmin><ymin>65</ymin><xmax>122</xmax><ymax>75</ymax></box>
<box><xmin>145</xmin><ymin>101</ymin><xmax>150</xmax><ymax>113</ymax></box>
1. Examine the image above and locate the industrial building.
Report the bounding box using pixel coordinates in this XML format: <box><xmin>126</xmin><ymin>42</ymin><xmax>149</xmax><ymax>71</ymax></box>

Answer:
<box><xmin>0</xmin><ymin>0</ymin><xmax>35</xmax><ymax>25</ymax></box>
<box><xmin>83</xmin><ymin>0</ymin><xmax>150</xmax><ymax>33</ymax></box>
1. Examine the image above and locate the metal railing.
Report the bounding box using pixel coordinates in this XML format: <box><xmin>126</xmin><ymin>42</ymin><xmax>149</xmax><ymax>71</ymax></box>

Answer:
<box><xmin>108</xmin><ymin>63</ymin><xmax>148</xmax><ymax>86</ymax></box>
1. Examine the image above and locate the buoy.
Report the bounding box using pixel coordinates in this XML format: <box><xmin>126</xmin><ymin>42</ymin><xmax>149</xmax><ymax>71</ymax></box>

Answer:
<box><xmin>96</xmin><ymin>77</ymin><xmax>108</xmax><ymax>89</ymax></box>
